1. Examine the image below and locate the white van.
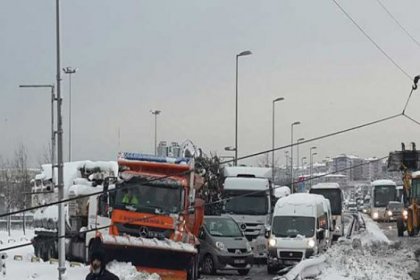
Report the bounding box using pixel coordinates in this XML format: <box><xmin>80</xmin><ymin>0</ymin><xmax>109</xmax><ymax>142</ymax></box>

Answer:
<box><xmin>266</xmin><ymin>193</ymin><xmax>329</xmax><ymax>274</ymax></box>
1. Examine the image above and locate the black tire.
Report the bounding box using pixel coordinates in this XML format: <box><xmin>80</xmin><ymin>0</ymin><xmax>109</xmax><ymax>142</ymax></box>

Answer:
<box><xmin>397</xmin><ymin>218</ymin><xmax>405</xmax><ymax>237</ymax></box>
<box><xmin>238</xmin><ymin>269</ymin><xmax>250</xmax><ymax>276</ymax></box>
<box><xmin>267</xmin><ymin>264</ymin><xmax>278</xmax><ymax>275</ymax></box>
<box><xmin>188</xmin><ymin>254</ymin><xmax>199</xmax><ymax>280</ymax></box>
<box><xmin>201</xmin><ymin>254</ymin><xmax>216</xmax><ymax>275</ymax></box>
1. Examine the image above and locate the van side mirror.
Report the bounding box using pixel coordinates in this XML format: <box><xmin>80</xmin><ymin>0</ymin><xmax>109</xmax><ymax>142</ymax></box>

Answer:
<box><xmin>316</xmin><ymin>229</ymin><xmax>325</xmax><ymax>240</ymax></box>
<box><xmin>264</xmin><ymin>226</ymin><xmax>271</xmax><ymax>239</ymax></box>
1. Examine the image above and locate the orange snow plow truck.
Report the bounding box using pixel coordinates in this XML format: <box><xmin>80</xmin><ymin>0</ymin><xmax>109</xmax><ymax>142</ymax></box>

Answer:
<box><xmin>93</xmin><ymin>152</ymin><xmax>204</xmax><ymax>280</ymax></box>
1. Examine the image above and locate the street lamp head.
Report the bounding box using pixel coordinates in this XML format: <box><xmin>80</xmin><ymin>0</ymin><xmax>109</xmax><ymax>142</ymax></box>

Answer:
<box><xmin>150</xmin><ymin>110</ymin><xmax>161</xmax><ymax>115</ymax></box>
<box><xmin>62</xmin><ymin>67</ymin><xmax>77</xmax><ymax>74</ymax></box>
<box><xmin>310</xmin><ymin>146</ymin><xmax>317</xmax><ymax>150</ymax></box>
<box><xmin>273</xmin><ymin>97</ymin><xmax>285</xmax><ymax>103</ymax></box>
<box><xmin>297</xmin><ymin>138</ymin><xmax>305</xmax><ymax>142</ymax></box>
<box><xmin>302</xmin><ymin>157</ymin><xmax>307</xmax><ymax>160</ymax></box>
<box><xmin>292</xmin><ymin>121</ymin><xmax>301</xmax><ymax>126</ymax></box>
<box><xmin>224</xmin><ymin>146</ymin><xmax>236</xmax><ymax>151</ymax></box>
<box><xmin>237</xmin><ymin>50</ymin><xmax>252</xmax><ymax>57</ymax></box>
<box><xmin>312</xmin><ymin>152</ymin><xmax>318</xmax><ymax>156</ymax></box>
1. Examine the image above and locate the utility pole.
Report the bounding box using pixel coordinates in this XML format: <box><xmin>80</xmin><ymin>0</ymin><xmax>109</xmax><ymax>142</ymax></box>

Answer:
<box><xmin>150</xmin><ymin>110</ymin><xmax>161</xmax><ymax>155</ymax></box>
<box><xmin>272</xmin><ymin>97</ymin><xmax>284</xmax><ymax>183</ymax></box>
<box><xmin>63</xmin><ymin>66</ymin><xmax>77</xmax><ymax>162</ymax></box>
<box><xmin>55</xmin><ymin>0</ymin><xmax>65</xmax><ymax>278</ymax></box>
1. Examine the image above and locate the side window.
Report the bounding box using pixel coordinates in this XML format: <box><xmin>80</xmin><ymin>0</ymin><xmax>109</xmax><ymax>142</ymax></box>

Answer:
<box><xmin>97</xmin><ymin>195</ymin><xmax>108</xmax><ymax>217</ymax></box>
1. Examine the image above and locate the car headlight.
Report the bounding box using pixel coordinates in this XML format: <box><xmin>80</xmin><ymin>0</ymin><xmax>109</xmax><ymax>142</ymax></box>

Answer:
<box><xmin>246</xmin><ymin>242</ymin><xmax>252</xmax><ymax>252</ymax></box>
<box><xmin>307</xmin><ymin>238</ymin><xmax>316</xmax><ymax>248</ymax></box>
<box><xmin>268</xmin><ymin>238</ymin><xmax>276</xmax><ymax>247</ymax></box>
<box><xmin>372</xmin><ymin>212</ymin><xmax>379</xmax><ymax>219</ymax></box>
<box><xmin>387</xmin><ymin>210</ymin><xmax>392</xmax><ymax>216</ymax></box>
<box><xmin>363</xmin><ymin>209</ymin><xmax>367</xmax><ymax>213</ymax></box>
<box><xmin>215</xmin><ymin>241</ymin><xmax>226</xmax><ymax>251</ymax></box>
<box><xmin>403</xmin><ymin>210</ymin><xmax>408</xmax><ymax>217</ymax></box>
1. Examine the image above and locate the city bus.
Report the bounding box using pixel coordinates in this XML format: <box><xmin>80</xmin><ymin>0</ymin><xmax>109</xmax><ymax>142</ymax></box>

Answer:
<box><xmin>370</xmin><ymin>180</ymin><xmax>397</xmax><ymax>221</ymax></box>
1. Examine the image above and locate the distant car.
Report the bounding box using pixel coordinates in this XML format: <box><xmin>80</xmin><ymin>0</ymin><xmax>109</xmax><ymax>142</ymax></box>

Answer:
<box><xmin>384</xmin><ymin>201</ymin><xmax>404</xmax><ymax>222</ymax></box>
<box><xmin>198</xmin><ymin>216</ymin><xmax>253</xmax><ymax>276</ymax></box>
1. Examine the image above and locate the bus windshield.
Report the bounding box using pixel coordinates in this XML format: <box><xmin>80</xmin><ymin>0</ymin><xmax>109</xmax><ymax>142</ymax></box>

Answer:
<box><xmin>309</xmin><ymin>188</ymin><xmax>342</xmax><ymax>215</ymax></box>
<box><xmin>373</xmin><ymin>185</ymin><xmax>396</xmax><ymax>207</ymax></box>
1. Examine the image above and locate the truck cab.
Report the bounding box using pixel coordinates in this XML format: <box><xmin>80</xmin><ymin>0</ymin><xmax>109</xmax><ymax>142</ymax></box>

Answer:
<box><xmin>221</xmin><ymin>167</ymin><xmax>272</xmax><ymax>261</ymax></box>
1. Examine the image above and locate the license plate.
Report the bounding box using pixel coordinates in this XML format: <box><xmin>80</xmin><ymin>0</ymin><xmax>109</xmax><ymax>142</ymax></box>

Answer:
<box><xmin>284</xmin><ymin>260</ymin><xmax>298</xmax><ymax>265</ymax></box>
<box><xmin>234</xmin><ymin>259</ymin><xmax>245</xmax><ymax>264</ymax></box>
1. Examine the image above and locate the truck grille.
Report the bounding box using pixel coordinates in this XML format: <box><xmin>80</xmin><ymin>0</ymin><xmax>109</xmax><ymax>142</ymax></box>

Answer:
<box><xmin>115</xmin><ymin>223</ymin><xmax>172</xmax><ymax>239</ymax></box>
<box><xmin>242</xmin><ymin>223</ymin><xmax>263</xmax><ymax>241</ymax></box>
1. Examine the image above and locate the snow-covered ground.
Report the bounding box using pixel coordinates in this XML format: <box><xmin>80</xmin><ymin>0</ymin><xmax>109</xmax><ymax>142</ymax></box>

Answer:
<box><xmin>319</xmin><ymin>215</ymin><xmax>418</xmax><ymax>280</ymax></box>
<box><xmin>0</xmin><ymin>229</ymin><xmax>160</xmax><ymax>280</ymax></box>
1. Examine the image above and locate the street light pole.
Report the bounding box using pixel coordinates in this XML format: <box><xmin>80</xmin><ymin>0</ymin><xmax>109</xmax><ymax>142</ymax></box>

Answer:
<box><xmin>63</xmin><ymin>66</ymin><xmax>77</xmax><ymax>162</ymax></box>
<box><xmin>18</xmin><ymin>85</ymin><xmax>56</xmax><ymax>185</ymax></box>
<box><xmin>290</xmin><ymin>121</ymin><xmax>301</xmax><ymax>193</ymax></box>
<box><xmin>309</xmin><ymin>146</ymin><xmax>317</xmax><ymax>188</ymax></box>
<box><xmin>235</xmin><ymin>50</ymin><xmax>252</xmax><ymax>166</ymax></box>
<box><xmin>150</xmin><ymin>110</ymin><xmax>161</xmax><ymax>156</ymax></box>
<box><xmin>301</xmin><ymin>156</ymin><xmax>307</xmax><ymax>173</ymax></box>
<box><xmin>296</xmin><ymin>138</ymin><xmax>305</xmax><ymax>177</ymax></box>
<box><xmin>272</xmin><ymin>97</ymin><xmax>285</xmax><ymax>183</ymax></box>
<box><xmin>311</xmin><ymin>152</ymin><xmax>318</xmax><ymax>186</ymax></box>
<box><xmin>55</xmin><ymin>0</ymin><xmax>66</xmax><ymax>278</ymax></box>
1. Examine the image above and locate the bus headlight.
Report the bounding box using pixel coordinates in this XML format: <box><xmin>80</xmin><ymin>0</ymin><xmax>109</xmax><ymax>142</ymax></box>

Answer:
<box><xmin>372</xmin><ymin>212</ymin><xmax>379</xmax><ymax>220</ymax></box>
<box><xmin>387</xmin><ymin>210</ymin><xmax>392</xmax><ymax>216</ymax></box>
<box><xmin>307</xmin><ymin>239</ymin><xmax>316</xmax><ymax>248</ymax></box>
<box><xmin>268</xmin><ymin>238</ymin><xmax>276</xmax><ymax>247</ymax></box>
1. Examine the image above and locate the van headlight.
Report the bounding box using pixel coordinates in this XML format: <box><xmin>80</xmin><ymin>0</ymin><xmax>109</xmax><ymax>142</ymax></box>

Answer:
<box><xmin>403</xmin><ymin>210</ymin><xmax>408</xmax><ymax>217</ymax></box>
<box><xmin>387</xmin><ymin>210</ymin><xmax>392</xmax><ymax>216</ymax></box>
<box><xmin>307</xmin><ymin>239</ymin><xmax>316</xmax><ymax>248</ymax></box>
<box><xmin>363</xmin><ymin>209</ymin><xmax>367</xmax><ymax>213</ymax></box>
<box><xmin>246</xmin><ymin>242</ymin><xmax>252</xmax><ymax>252</ymax></box>
<box><xmin>215</xmin><ymin>241</ymin><xmax>226</xmax><ymax>251</ymax></box>
<box><xmin>372</xmin><ymin>212</ymin><xmax>379</xmax><ymax>219</ymax></box>
<box><xmin>268</xmin><ymin>238</ymin><xmax>276</xmax><ymax>247</ymax></box>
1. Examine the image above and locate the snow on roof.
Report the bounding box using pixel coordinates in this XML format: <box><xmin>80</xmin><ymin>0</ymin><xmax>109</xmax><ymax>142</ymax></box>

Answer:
<box><xmin>371</xmin><ymin>179</ymin><xmax>396</xmax><ymax>186</ymax></box>
<box><xmin>311</xmin><ymin>183</ymin><xmax>341</xmax><ymax>189</ymax></box>
<box><xmin>276</xmin><ymin>193</ymin><xmax>325</xmax><ymax>205</ymax></box>
<box><xmin>325</xmin><ymin>174</ymin><xmax>347</xmax><ymax>178</ymax></box>
<box><xmin>274</xmin><ymin>193</ymin><xmax>325</xmax><ymax>217</ymax></box>
<box><xmin>274</xmin><ymin>186</ymin><xmax>291</xmax><ymax>198</ymax></box>
<box><xmin>224</xmin><ymin>177</ymin><xmax>269</xmax><ymax>191</ymax></box>
<box><xmin>411</xmin><ymin>171</ymin><xmax>420</xmax><ymax>178</ymax></box>
<box><xmin>223</xmin><ymin>166</ymin><xmax>272</xmax><ymax>178</ymax></box>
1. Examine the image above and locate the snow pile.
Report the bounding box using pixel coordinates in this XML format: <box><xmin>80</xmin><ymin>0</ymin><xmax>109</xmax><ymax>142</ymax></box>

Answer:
<box><xmin>107</xmin><ymin>261</ymin><xmax>161</xmax><ymax>280</ymax></box>
<box><xmin>319</xmin><ymin>216</ymin><xmax>415</xmax><ymax>280</ymax></box>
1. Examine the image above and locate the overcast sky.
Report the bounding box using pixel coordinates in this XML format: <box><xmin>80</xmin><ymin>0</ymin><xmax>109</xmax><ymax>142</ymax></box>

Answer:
<box><xmin>1</xmin><ymin>0</ymin><xmax>420</xmax><ymax>167</ymax></box>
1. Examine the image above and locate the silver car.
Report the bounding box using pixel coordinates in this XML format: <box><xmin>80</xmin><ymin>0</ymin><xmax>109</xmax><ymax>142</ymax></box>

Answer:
<box><xmin>198</xmin><ymin>216</ymin><xmax>253</xmax><ymax>276</ymax></box>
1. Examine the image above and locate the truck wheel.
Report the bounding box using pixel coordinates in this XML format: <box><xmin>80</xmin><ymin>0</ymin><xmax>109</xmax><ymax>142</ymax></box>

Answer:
<box><xmin>397</xmin><ymin>218</ymin><xmax>405</xmax><ymax>237</ymax></box>
<box><xmin>187</xmin><ymin>254</ymin><xmax>199</xmax><ymax>280</ymax></box>
<box><xmin>201</xmin><ymin>254</ymin><xmax>215</xmax><ymax>275</ymax></box>
<box><xmin>238</xmin><ymin>269</ymin><xmax>250</xmax><ymax>276</ymax></box>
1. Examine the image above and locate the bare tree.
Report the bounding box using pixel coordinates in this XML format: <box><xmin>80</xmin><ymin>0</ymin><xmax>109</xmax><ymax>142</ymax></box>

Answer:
<box><xmin>37</xmin><ymin>142</ymin><xmax>52</xmax><ymax>167</ymax></box>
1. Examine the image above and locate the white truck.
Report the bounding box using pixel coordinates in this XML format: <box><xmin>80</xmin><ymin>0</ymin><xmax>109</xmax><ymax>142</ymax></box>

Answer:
<box><xmin>221</xmin><ymin>166</ymin><xmax>273</xmax><ymax>261</ymax></box>
<box><xmin>31</xmin><ymin>161</ymin><xmax>118</xmax><ymax>262</ymax></box>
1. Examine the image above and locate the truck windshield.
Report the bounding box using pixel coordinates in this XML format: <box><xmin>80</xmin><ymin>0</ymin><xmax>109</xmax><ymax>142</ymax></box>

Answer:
<box><xmin>204</xmin><ymin>217</ymin><xmax>243</xmax><ymax>237</ymax></box>
<box><xmin>114</xmin><ymin>182</ymin><xmax>182</xmax><ymax>214</ymax></box>
<box><xmin>373</xmin><ymin>185</ymin><xmax>396</xmax><ymax>207</ymax></box>
<box><xmin>224</xmin><ymin>192</ymin><xmax>268</xmax><ymax>215</ymax></box>
<box><xmin>309</xmin><ymin>188</ymin><xmax>342</xmax><ymax>215</ymax></box>
<box><xmin>272</xmin><ymin>216</ymin><xmax>315</xmax><ymax>238</ymax></box>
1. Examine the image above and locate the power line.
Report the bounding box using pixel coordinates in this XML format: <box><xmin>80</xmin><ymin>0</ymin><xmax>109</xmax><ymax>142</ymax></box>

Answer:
<box><xmin>223</xmin><ymin>112</ymin><xmax>401</xmax><ymax>164</ymax></box>
<box><xmin>331</xmin><ymin>0</ymin><xmax>412</xmax><ymax>81</ymax></box>
<box><xmin>374</xmin><ymin>0</ymin><xmax>420</xmax><ymax>50</ymax></box>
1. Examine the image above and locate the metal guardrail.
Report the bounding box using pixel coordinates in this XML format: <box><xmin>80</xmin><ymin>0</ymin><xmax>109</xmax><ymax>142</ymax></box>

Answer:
<box><xmin>346</xmin><ymin>212</ymin><xmax>366</xmax><ymax>239</ymax></box>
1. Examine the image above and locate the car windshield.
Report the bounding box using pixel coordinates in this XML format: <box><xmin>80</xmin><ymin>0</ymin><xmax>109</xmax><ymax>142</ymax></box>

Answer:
<box><xmin>309</xmin><ymin>188</ymin><xmax>342</xmax><ymax>215</ymax></box>
<box><xmin>114</xmin><ymin>181</ymin><xmax>182</xmax><ymax>214</ymax></box>
<box><xmin>204</xmin><ymin>217</ymin><xmax>243</xmax><ymax>237</ymax></box>
<box><xmin>272</xmin><ymin>216</ymin><xmax>315</xmax><ymax>238</ymax></box>
<box><xmin>374</xmin><ymin>185</ymin><xmax>396</xmax><ymax>207</ymax></box>
<box><xmin>224</xmin><ymin>192</ymin><xmax>268</xmax><ymax>215</ymax></box>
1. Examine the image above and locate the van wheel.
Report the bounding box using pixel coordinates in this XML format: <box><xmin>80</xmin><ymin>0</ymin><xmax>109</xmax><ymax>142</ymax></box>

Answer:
<box><xmin>201</xmin><ymin>254</ymin><xmax>215</xmax><ymax>275</ymax></box>
<box><xmin>238</xmin><ymin>269</ymin><xmax>249</xmax><ymax>276</ymax></box>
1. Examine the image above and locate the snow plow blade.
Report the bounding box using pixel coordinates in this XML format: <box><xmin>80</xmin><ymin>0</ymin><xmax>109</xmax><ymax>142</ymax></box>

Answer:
<box><xmin>95</xmin><ymin>235</ymin><xmax>196</xmax><ymax>280</ymax></box>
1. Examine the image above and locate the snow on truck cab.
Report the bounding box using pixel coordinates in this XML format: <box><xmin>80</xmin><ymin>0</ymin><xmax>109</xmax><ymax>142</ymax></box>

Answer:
<box><xmin>309</xmin><ymin>183</ymin><xmax>344</xmax><ymax>240</ymax></box>
<box><xmin>266</xmin><ymin>193</ymin><xmax>329</xmax><ymax>274</ymax></box>
<box><xmin>370</xmin><ymin>179</ymin><xmax>397</xmax><ymax>221</ymax></box>
<box><xmin>221</xmin><ymin>166</ymin><xmax>273</xmax><ymax>261</ymax></box>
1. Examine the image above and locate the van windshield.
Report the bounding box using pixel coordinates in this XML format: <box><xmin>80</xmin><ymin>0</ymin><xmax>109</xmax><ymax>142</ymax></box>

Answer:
<box><xmin>272</xmin><ymin>216</ymin><xmax>315</xmax><ymax>238</ymax></box>
<box><xmin>204</xmin><ymin>217</ymin><xmax>243</xmax><ymax>237</ymax></box>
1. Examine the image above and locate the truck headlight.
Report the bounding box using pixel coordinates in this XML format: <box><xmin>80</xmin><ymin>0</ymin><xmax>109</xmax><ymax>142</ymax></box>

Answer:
<box><xmin>246</xmin><ymin>242</ymin><xmax>252</xmax><ymax>252</ymax></box>
<box><xmin>372</xmin><ymin>212</ymin><xmax>379</xmax><ymax>220</ymax></box>
<box><xmin>268</xmin><ymin>238</ymin><xmax>276</xmax><ymax>247</ymax></box>
<box><xmin>215</xmin><ymin>241</ymin><xmax>226</xmax><ymax>251</ymax></box>
<box><xmin>387</xmin><ymin>210</ymin><xmax>392</xmax><ymax>216</ymax></box>
<box><xmin>307</xmin><ymin>239</ymin><xmax>315</xmax><ymax>248</ymax></box>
